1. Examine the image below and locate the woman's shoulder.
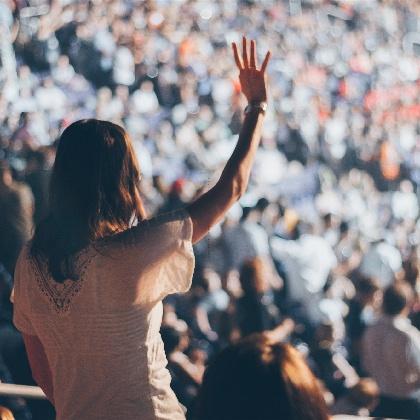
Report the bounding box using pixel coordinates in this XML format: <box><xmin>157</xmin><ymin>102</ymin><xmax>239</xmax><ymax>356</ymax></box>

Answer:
<box><xmin>102</xmin><ymin>208</ymin><xmax>192</xmax><ymax>248</ymax></box>
<box><xmin>143</xmin><ymin>208</ymin><xmax>192</xmax><ymax>229</ymax></box>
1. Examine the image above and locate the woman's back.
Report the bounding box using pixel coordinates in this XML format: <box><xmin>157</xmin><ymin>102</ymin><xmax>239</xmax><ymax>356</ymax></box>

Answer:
<box><xmin>12</xmin><ymin>39</ymin><xmax>271</xmax><ymax>420</ymax></box>
<box><xmin>13</xmin><ymin>211</ymin><xmax>194</xmax><ymax>420</ymax></box>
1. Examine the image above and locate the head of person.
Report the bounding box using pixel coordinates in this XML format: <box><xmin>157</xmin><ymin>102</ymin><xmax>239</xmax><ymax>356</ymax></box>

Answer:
<box><xmin>161</xmin><ymin>325</ymin><xmax>182</xmax><ymax>355</ymax></box>
<box><xmin>339</xmin><ymin>220</ymin><xmax>350</xmax><ymax>237</ymax></box>
<box><xmin>0</xmin><ymin>406</ymin><xmax>14</xmax><ymax>420</ymax></box>
<box><xmin>355</xmin><ymin>275</ymin><xmax>381</xmax><ymax>307</ymax></box>
<box><xmin>314</xmin><ymin>322</ymin><xmax>336</xmax><ymax>348</ymax></box>
<box><xmin>31</xmin><ymin>119</ymin><xmax>145</xmax><ymax>282</ymax></box>
<box><xmin>195</xmin><ymin>334</ymin><xmax>329</xmax><ymax>420</ymax></box>
<box><xmin>254</xmin><ymin>197</ymin><xmax>270</xmax><ymax>216</ymax></box>
<box><xmin>239</xmin><ymin>257</ymin><xmax>269</xmax><ymax>296</ymax></box>
<box><xmin>19</xmin><ymin>112</ymin><xmax>30</xmax><ymax>127</ymax></box>
<box><xmin>240</xmin><ymin>206</ymin><xmax>253</xmax><ymax>222</ymax></box>
<box><xmin>382</xmin><ymin>282</ymin><xmax>414</xmax><ymax>317</ymax></box>
<box><xmin>323</xmin><ymin>213</ymin><xmax>334</xmax><ymax>229</ymax></box>
<box><xmin>161</xmin><ymin>322</ymin><xmax>190</xmax><ymax>354</ymax></box>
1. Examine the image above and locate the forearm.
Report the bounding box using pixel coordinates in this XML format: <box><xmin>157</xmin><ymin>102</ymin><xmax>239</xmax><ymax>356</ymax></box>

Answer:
<box><xmin>264</xmin><ymin>318</ymin><xmax>295</xmax><ymax>343</ymax></box>
<box><xmin>188</xmin><ymin>109</ymin><xmax>265</xmax><ymax>242</ymax></box>
<box><xmin>196</xmin><ymin>307</ymin><xmax>215</xmax><ymax>335</ymax></box>
<box><xmin>332</xmin><ymin>352</ymin><xmax>359</xmax><ymax>388</ymax></box>
<box><xmin>217</xmin><ymin>109</ymin><xmax>265</xmax><ymax>198</ymax></box>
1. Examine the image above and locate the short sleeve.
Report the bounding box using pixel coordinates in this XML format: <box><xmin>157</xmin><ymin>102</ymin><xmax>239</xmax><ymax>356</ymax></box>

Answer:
<box><xmin>99</xmin><ymin>208</ymin><xmax>195</xmax><ymax>305</ymax></box>
<box><xmin>12</xmin><ymin>247</ymin><xmax>37</xmax><ymax>335</ymax></box>
<box><xmin>129</xmin><ymin>210</ymin><xmax>195</xmax><ymax>302</ymax></box>
<box><xmin>148</xmin><ymin>209</ymin><xmax>195</xmax><ymax>298</ymax></box>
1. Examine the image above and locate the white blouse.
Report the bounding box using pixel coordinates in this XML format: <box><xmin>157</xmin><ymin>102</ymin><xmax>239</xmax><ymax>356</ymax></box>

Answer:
<box><xmin>13</xmin><ymin>210</ymin><xmax>195</xmax><ymax>420</ymax></box>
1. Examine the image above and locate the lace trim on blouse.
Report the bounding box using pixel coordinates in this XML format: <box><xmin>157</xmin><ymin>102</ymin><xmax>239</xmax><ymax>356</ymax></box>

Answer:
<box><xmin>29</xmin><ymin>247</ymin><xmax>96</xmax><ymax>313</ymax></box>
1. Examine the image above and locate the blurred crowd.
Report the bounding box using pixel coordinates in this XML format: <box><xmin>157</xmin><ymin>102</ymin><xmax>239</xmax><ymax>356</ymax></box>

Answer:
<box><xmin>0</xmin><ymin>0</ymin><xmax>419</xmax><ymax>419</ymax></box>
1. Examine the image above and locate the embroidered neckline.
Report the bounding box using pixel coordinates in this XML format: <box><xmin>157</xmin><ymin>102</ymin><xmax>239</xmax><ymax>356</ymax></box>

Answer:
<box><xmin>29</xmin><ymin>247</ymin><xmax>96</xmax><ymax>314</ymax></box>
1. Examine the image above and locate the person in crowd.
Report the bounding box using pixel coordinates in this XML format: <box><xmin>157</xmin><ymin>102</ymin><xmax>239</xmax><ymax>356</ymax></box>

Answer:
<box><xmin>0</xmin><ymin>354</ymin><xmax>31</xmax><ymax>420</ymax></box>
<box><xmin>193</xmin><ymin>333</ymin><xmax>330</xmax><ymax>420</ymax></box>
<box><xmin>310</xmin><ymin>322</ymin><xmax>359</xmax><ymax>399</ymax></box>
<box><xmin>359</xmin><ymin>237</ymin><xmax>403</xmax><ymax>288</ymax></box>
<box><xmin>0</xmin><ymin>268</ymin><xmax>32</xmax><ymax>420</ymax></box>
<box><xmin>11</xmin><ymin>38</ymin><xmax>271</xmax><ymax>420</ymax></box>
<box><xmin>236</xmin><ymin>257</ymin><xmax>293</xmax><ymax>341</ymax></box>
<box><xmin>24</xmin><ymin>149</ymin><xmax>51</xmax><ymax>225</ymax></box>
<box><xmin>222</xmin><ymin>199</ymin><xmax>282</xmax><ymax>289</ymax></box>
<box><xmin>0</xmin><ymin>267</ymin><xmax>54</xmax><ymax>420</ymax></box>
<box><xmin>0</xmin><ymin>161</ymin><xmax>33</xmax><ymax>275</ymax></box>
<box><xmin>160</xmin><ymin>325</ymin><xmax>203</xmax><ymax>412</ymax></box>
<box><xmin>194</xmin><ymin>268</ymin><xmax>229</xmax><ymax>343</ymax></box>
<box><xmin>222</xmin><ymin>201</ymin><xmax>271</xmax><ymax>270</ymax></box>
<box><xmin>9</xmin><ymin>113</ymin><xmax>34</xmax><ymax>150</ymax></box>
<box><xmin>271</xmin><ymin>219</ymin><xmax>337</xmax><ymax>328</ymax></box>
<box><xmin>158</xmin><ymin>179</ymin><xmax>189</xmax><ymax>214</ymax></box>
<box><xmin>0</xmin><ymin>1</ymin><xmax>419</xmax><ymax>419</ymax></box>
<box><xmin>362</xmin><ymin>282</ymin><xmax>420</xmax><ymax>419</ymax></box>
<box><xmin>345</xmin><ymin>275</ymin><xmax>382</xmax><ymax>373</ymax></box>
<box><xmin>331</xmin><ymin>377</ymin><xmax>380</xmax><ymax>417</ymax></box>
<box><xmin>0</xmin><ymin>406</ymin><xmax>15</xmax><ymax>420</ymax></box>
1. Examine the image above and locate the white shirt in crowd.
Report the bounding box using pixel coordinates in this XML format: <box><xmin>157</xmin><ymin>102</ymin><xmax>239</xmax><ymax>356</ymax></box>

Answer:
<box><xmin>359</xmin><ymin>242</ymin><xmax>402</xmax><ymax>288</ymax></box>
<box><xmin>223</xmin><ymin>221</ymin><xmax>270</xmax><ymax>270</ymax></box>
<box><xmin>271</xmin><ymin>234</ymin><xmax>337</xmax><ymax>296</ymax></box>
<box><xmin>362</xmin><ymin>315</ymin><xmax>420</xmax><ymax>401</ymax></box>
<box><xmin>270</xmin><ymin>234</ymin><xmax>337</xmax><ymax>323</ymax></box>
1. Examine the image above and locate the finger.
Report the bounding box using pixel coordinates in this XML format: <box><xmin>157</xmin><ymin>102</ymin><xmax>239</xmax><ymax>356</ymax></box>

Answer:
<box><xmin>250</xmin><ymin>40</ymin><xmax>256</xmax><ymax>68</ymax></box>
<box><xmin>260</xmin><ymin>51</ymin><xmax>271</xmax><ymax>73</ymax></box>
<box><xmin>242</xmin><ymin>36</ymin><xmax>249</xmax><ymax>68</ymax></box>
<box><xmin>232</xmin><ymin>43</ymin><xmax>244</xmax><ymax>70</ymax></box>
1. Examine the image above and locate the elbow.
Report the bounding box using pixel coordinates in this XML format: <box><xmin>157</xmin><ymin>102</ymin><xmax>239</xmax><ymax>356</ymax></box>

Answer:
<box><xmin>231</xmin><ymin>178</ymin><xmax>246</xmax><ymax>201</ymax></box>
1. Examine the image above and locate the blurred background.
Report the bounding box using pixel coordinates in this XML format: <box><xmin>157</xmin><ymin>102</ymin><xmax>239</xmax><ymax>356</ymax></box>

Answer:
<box><xmin>0</xmin><ymin>0</ymin><xmax>419</xmax><ymax>419</ymax></box>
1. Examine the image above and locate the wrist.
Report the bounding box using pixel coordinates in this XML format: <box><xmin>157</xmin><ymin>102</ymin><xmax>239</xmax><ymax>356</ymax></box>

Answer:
<box><xmin>244</xmin><ymin>101</ymin><xmax>267</xmax><ymax>115</ymax></box>
<box><xmin>248</xmin><ymin>100</ymin><xmax>267</xmax><ymax>104</ymax></box>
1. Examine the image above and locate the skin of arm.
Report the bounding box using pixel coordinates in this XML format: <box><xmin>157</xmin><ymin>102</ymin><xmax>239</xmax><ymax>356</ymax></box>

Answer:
<box><xmin>169</xmin><ymin>351</ymin><xmax>203</xmax><ymax>385</ymax></box>
<box><xmin>188</xmin><ymin>37</ymin><xmax>271</xmax><ymax>244</ymax></box>
<box><xmin>195</xmin><ymin>306</ymin><xmax>218</xmax><ymax>341</ymax></box>
<box><xmin>22</xmin><ymin>333</ymin><xmax>55</xmax><ymax>405</ymax></box>
<box><xmin>332</xmin><ymin>352</ymin><xmax>360</xmax><ymax>388</ymax></box>
<box><xmin>263</xmin><ymin>318</ymin><xmax>295</xmax><ymax>343</ymax></box>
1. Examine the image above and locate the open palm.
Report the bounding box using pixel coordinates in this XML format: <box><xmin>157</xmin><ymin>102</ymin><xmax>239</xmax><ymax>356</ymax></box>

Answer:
<box><xmin>232</xmin><ymin>36</ymin><xmax>271</xmax><ymax>103</ymax></box>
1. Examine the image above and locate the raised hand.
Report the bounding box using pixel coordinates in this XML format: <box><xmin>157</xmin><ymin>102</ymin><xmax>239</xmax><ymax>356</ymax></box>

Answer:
<box><xmin>232</xmin><ymin>36</ymin><xmax>271</xmax><ymax>104</ymax></box>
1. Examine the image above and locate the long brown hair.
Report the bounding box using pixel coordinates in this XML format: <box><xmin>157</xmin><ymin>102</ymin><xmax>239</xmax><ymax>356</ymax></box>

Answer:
<box><xmin>31</xmin><ymin>119</ymin><xmax>145</xmax><ymax>282</ymax></box>
<box><xmin>195</xmin><ymin>334</ymin><xmax>330</xmax><ymax>420</ymax></box>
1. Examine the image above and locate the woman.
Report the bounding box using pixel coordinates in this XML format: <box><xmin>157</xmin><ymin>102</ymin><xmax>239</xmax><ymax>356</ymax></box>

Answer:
<box><xmin>11</xmin><ymin>38</ymin><xmax>270</xmax><ymax>420</ymax></box>
<box><xmin>194</xmin><ymin>334</ymin><xmax>330</xmax><ymax>420</ymax></box>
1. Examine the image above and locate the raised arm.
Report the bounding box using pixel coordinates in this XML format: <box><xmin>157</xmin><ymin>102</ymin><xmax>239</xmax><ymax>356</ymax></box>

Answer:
<box><xmin>188</xmin><ymin>37</ymin><xmax>271</xmax><ymax>243</ymax></box>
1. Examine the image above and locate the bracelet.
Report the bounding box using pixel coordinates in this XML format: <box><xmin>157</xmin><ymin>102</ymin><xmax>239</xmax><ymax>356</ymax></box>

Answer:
<box><xmin>244</xmin><ymin>101</ymin><xmax>268</xmax><ymax>115</ymax></box>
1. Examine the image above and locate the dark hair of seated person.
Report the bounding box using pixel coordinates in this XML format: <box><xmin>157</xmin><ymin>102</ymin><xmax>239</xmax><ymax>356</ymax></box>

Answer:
<box><xmin>382</xmin><ymin>282</ymin><xmax>413</xmax><ymax>316</ymax></box>
<box><xmin>194</xmin><ymin>334</ymin><xmax>330</xmax><ymax>420</ymax></box>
